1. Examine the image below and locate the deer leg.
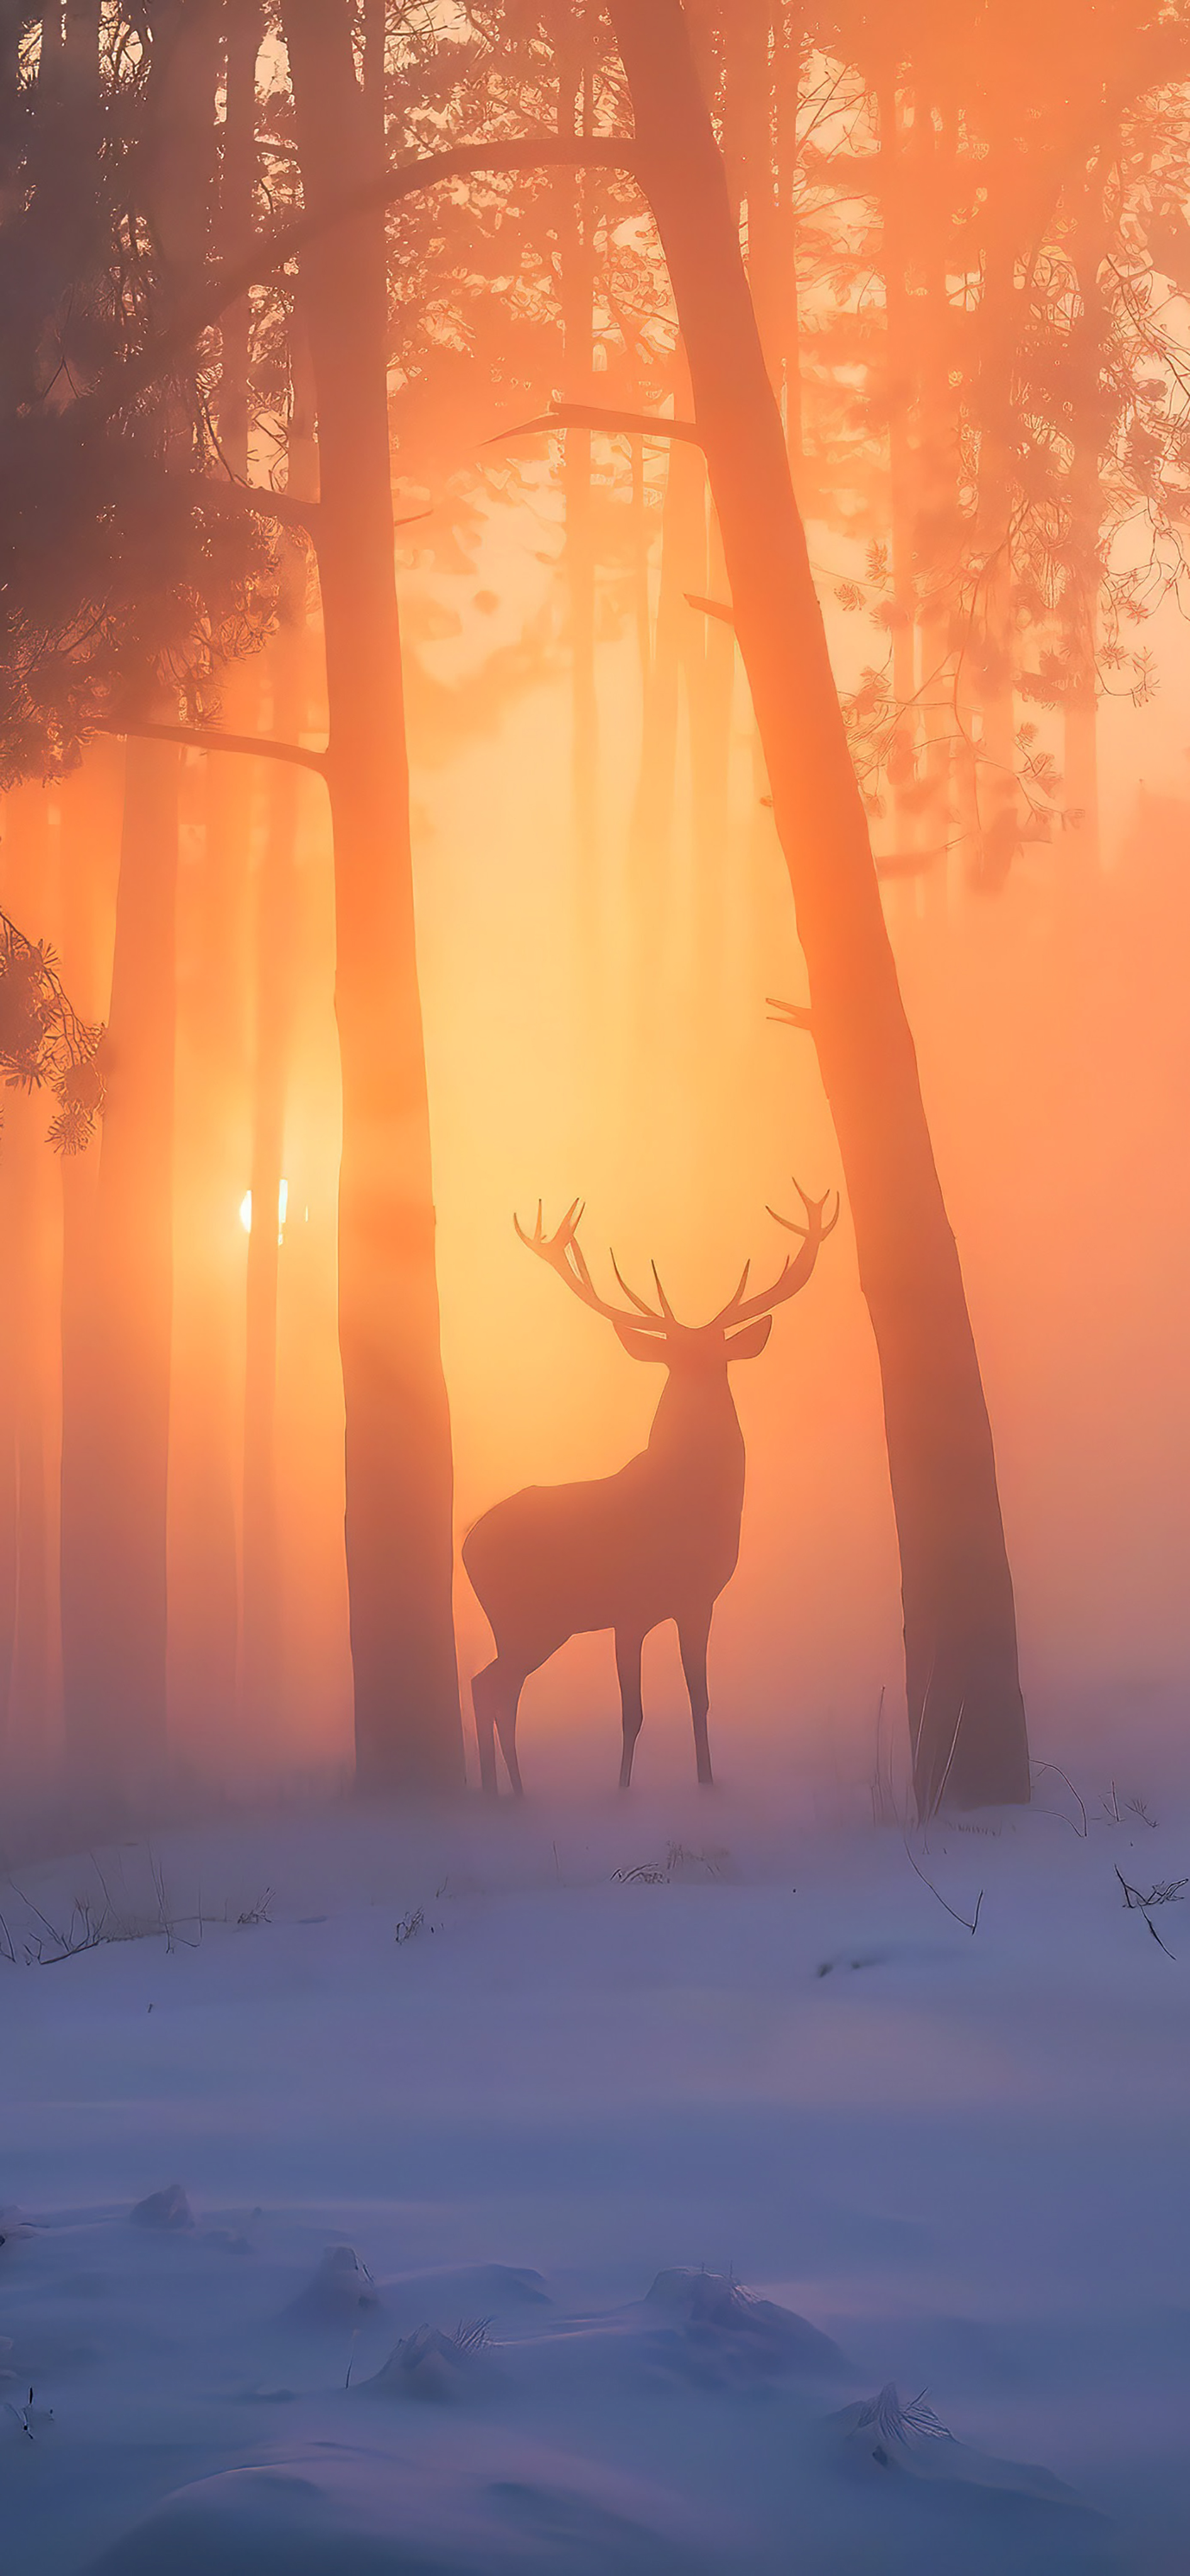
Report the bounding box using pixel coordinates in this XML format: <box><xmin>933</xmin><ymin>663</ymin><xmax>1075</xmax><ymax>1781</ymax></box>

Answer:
<box><xmin>678</xmin><ymin>1608</ymin><xmax>715</xmax><ymax>1786</ymax></box>
<box><xmin>616</xmin><ymin>1629</ymin><xmax>646</xmax><ymax>1789</ymax></box>
<box><xmin>472</xmin><ymin>1663</ymin><xmax>500</xmax><ymax>1797</ymax></box>
<box><xmin>491</xmin><ymin>1662</ymin><xmax>526</xmax><ymax>1797</ymax></box>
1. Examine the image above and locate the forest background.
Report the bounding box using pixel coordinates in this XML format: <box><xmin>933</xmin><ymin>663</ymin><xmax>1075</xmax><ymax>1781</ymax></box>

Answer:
<box><xmin>1</xmin><ymin>0</ymin><xmax>1187</xmax><ymax>1826</ymax></box>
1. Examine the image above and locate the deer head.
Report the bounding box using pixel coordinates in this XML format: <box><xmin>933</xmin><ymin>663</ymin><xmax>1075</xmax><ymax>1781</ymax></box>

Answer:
<box><xmin>513</xmin><ymin>1183</ymin><xmax>840</xmax><ymax>1372</ymax></box>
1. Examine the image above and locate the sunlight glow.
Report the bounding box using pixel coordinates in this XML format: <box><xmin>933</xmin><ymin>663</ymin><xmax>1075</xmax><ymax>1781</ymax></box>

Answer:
<box><xmin>240</xmin><ymin>1183</ymin><xmax>289</xmax><ymax>1245</ymax></box>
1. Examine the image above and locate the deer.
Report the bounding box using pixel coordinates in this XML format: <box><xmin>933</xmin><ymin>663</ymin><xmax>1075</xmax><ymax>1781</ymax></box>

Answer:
<box><xmin>462</xmin><ymin>1182</ymin><xmax>838</xmax><ymax>1796</ymax></box>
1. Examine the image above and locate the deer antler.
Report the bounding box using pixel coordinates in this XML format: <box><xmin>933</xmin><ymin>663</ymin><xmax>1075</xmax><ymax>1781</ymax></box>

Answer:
<box><xmin>715</xmin><ymin>1180</ymin><xmax>840</xmax><ymax>1326</ymax></box>
<box><xmin>514</xmin><ymin>1201</ymin><xmax>670</xmax><ymax>1333</ymax></box>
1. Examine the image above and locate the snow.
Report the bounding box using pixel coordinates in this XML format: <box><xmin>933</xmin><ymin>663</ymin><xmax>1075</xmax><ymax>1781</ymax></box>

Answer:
<box><xmin>1</xmin><ymin>1782</ymin><xmax>1187</xmax><ymax>2572</ymax></box>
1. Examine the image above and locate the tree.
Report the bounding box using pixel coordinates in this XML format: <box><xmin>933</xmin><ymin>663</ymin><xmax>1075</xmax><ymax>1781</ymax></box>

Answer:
<box><xmin>606</xmin><ymin>0</ymin><xmax>1030</xmax><ymax>1812</ymax></box>
<box><xmin>282</xmin><ymin>0</ymin><xmax>464</xmax><ymax>1793</ymax></box>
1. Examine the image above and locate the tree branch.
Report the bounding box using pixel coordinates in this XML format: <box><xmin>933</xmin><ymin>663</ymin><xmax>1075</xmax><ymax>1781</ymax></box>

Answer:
<box><xmin>191</xmin><ymin>484</ymin><xmax>430</xmax><ymax>549</ymax></box>
<box><xmin>88</xmin><ymin>138</ymin><xmax>638</xmax><ymax>423</ymax></box>
<box><xmin>92</xmin><ymin>718</ymin><xmax>328</xmax><ymax>775</ymax></box>
<box><xmin>488</xmin><ymin>401</ymin><xmax>701</xmax><ymax>448</ymax></box>
<box><xmin>686</xmin><ymin>590</ymin><xmax>734</xmax><ymax>623</ymax></box>
<box><xmin>192</xmin><ymin>479</ymin><xmax>323</xmax><ymax>540</ymax></box>
<box><xmin>767</xmin><ymin>996</ymin><xmax>814</xmax><ymax>1032</ymax></box>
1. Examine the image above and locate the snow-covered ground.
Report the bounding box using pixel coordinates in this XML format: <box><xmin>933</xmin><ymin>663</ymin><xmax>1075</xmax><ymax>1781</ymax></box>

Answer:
<box><xmin>2</xmin><ymin>1779</ymin><xmax>1187</xmax><ymax>2573</ymax></box>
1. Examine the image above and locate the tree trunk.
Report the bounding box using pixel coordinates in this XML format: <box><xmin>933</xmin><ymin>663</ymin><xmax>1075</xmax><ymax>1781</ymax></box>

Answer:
<box><xmin>3</xmin><ymin>1091</ymin><xmax>58</xmax><ymax>1760</ymax></box>
<box><xmin>60</xmin><ymin>741</ymin><xmax>178</xmax><ymax>1790</ymax></box>
<box><xmin>608</xmin><ymin>0</ymin><xmax>1030</xmax><ymax>1811</ymax></box>
<box><xmin>0</xmin><ymin>792</ymin><xmax>60</xmax><ymax>1772</ymax></box>
<box><xmin>58</xmin><ymin>0</ymin><xmax>220</xmax><ymax>1799</ymax></box>
<box><xmin>773</xmin><ymin>5</ymin><xmax>805</xmax><ymax>460</ymax></box>
<box><xmin>629</xmin><ymin>432</ymin><xmax>685</xmax><ymax>923</ymax></box>
<box><xmin>168</xmin><ymin>0</ymin><xmax>265</xmax><ymax>1750</ymax></box>
<box><xmin>240</xmin><ymin>714</ymin><xmax>297</xmax><ymax>1739</ymax></box>
<box><xmin>915</xmin><ymin>98</ymin><xmax>960</xmax><ymax>876</ymax></box>
<box><xmin>1062</xmin><ymin>233</ymin><xmax>1109</xmax><ymax>866</ymax></box>
<box><xmin>284</xmin><ymin>0</ymin><xmax>463</xmax><ymax>1794</ymax></box>
<box><xmin>875</xmin><ymin>70</ymin><xmax>923</xmax><ymax>860</ymax></box>
<box><xmin>240</xmin><ymin>599</ymin><xmax>310</xmax><ymax>1738</ymax></box>
<box><xmin>0</xmin><ymin>1337</ymin><xmax>14</xmax><ymax>1762</ymax></box>
<box><xmin>240</xmin><ymin>308</ymin><xmax>318</xmax><ymax>1741</ymax></box>
<box><xmin>218</xmin><ymin>0</ymin><xmax>264</xmax><ymax>479</ymax></box>
<box><xmin>555</xmin><ymin>7</ymin><xmax>600</xmax><ymax>936</ymax></box>
<box><xmin>57</xmin><ymin>743</ymin><xmax>120</xmax><ymax>1779</ymax></box>
<box><xmin>169</xmin><ymin>702</ymin><xmax>250</xmax><ymax>1752</ymax></box>
<box><xmin>62</xmin><ymin>0</ymin><xmax>100</xmax><ymax>89</ymax></box>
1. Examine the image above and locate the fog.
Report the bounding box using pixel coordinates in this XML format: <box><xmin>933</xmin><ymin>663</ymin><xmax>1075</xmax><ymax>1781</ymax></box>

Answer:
<box><xmin>4</xmin><ymin>554</ymin><xmax>1187</xmax><ymax>1813</ymax></box>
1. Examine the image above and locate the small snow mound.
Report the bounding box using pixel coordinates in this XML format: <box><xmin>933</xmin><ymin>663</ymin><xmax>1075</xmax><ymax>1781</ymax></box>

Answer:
<box><xmin>643</xmin><ymin>2267</ymin><xmax>847</xmax><ymax>2385</ymax></box>
<box><xmin>130</xmin><ymin>2182</ymin><xmax>192</xmax><ymax>2231</ymax></box>
<box><xmin>828</xmin><ymin>2381</ymin><xmax>1099</xmax><ymax>2509</ymax></box>
<box><xmin>362</xmin><ymin>2319</ymin><xmax>489</xmax><ymax>2402</ymax></box>
<box><xmin>282</xmin><ymin>2243</ymin><xmax>381</xmax><ymax>2328</ymax></box>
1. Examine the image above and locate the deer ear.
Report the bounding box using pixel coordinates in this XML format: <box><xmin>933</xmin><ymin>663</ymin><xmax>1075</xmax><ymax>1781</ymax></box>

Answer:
<box><xmin>613</xmin><ymin>1320</ymin><xmax>670</xmax><ymax>1364</ymax></box>
<box><xmin>724</xmin><ymin>1314</ymin><xmax>773</xmax><ymax>1362</ymax></box>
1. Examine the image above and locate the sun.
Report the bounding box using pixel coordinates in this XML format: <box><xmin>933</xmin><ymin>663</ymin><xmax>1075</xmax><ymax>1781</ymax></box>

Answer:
<box><xmin>240</xmin><ymin>1182</ymin><xmax>289</xmax><ymax>1243</ymax></box>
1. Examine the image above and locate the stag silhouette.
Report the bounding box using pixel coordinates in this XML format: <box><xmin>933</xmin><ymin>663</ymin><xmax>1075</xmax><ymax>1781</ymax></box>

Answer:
<box><xmin>463</xmin><ymin>1184</ymin><xmax>838</xmax><ymax>1795</ymax></box>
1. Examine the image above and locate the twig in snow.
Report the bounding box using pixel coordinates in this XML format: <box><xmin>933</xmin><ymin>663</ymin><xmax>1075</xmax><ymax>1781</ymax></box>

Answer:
<box><xmin>869</xmin><ymin>1685</ymin><xmax>898</xmax><ymax>1826</ymax></box>
<box><xmin>1029</xmin><ymin>1760</ymin><xmax>1088</xmax><ymax>1838</ymax></box>
<box><xmin>1115</xmin><ymin>1865</ymin><xmax>1184</xmax><ymax>1962</ymax></box>
<box><xmin>1115</xmin><ymin>1867</ymin><xmax>1186</xmax><ymax>1909</ymax></box>
<box><xmin>236</xmin><ymin>1889</ymin><xmax>274</xmax><ymax>1928</ymax></box>
<box><xmin>6</xmin><ymin>2385</ymin><xmax>48</xmax><ymax>2440</ymax></box>
<box><xmin>452</xmin><ymin>2318</ymin><xmax>492</xmax><ymax>2353</ymax></box>
<box><xmin>612</xmin><ymin>1844</ymin><xmax>728</xmax><ymax>1886</ymax></box>
<box><xmin>147</xmin><ymin>1843</ymin><xmax>202</xmax><ymax>1951</ymax></box>
<box><xmin>903</xmin><ymin>1838</ymin><xmax>983</xmax><ymax>1934</ymax></box>
<box><xmin>922</xmin><ymin>1698</ymin><xmax>967</xmax><ymax>1823</ymax></box>
<box><xmin>5</xmin><ymin>1879</ymin><xmax>112</xmax><ymax>1964</ymax></box>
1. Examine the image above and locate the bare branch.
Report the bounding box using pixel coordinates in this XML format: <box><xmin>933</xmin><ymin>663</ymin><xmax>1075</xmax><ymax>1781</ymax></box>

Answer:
<box><xmin>191</xmin><ymin>479</ymin><xmax>323</xmax><ymax>541</ymax></box>
<box><xmin>767</xmin><ymin>995</ymin><xmax>814</xmax><ymax>1032</ymax></box>
<box><xmin>686</xmin><ymin>592</ymin><xmax>735</xmax><ymax>625</ymax></box>
<box><xmin>91</xmin><ymin>719</ymin><xmax>328</xmax><ymax>776</ymax></box>
<box><xmin>488</xmin><ymin>401</ymin><xmax>701</xmax><ymax>448</ymax></box>
<box><xmin>191</xmin><ymin>484</ymin><xmax>430</xmax><ymax>547</ymax></box>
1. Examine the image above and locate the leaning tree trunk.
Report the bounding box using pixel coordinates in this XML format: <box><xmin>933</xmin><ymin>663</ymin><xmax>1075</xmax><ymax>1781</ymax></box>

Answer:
<box><xmin>609</xmin><ymin>0</ymin><xmax>1030</xmax><ymax>1811</ymax></box>
<box><xmin>284</xmin><ymin>0</ymin><xmax>463</xmax><ymax>1793</ymax></box>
